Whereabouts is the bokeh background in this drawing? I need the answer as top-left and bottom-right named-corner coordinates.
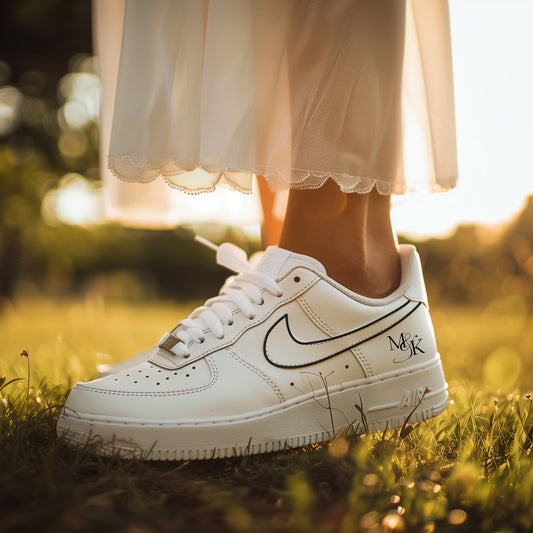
top-left (1, 0), bottom-right (533, 360)
top-left (1, 0), bottom-right (533, 302)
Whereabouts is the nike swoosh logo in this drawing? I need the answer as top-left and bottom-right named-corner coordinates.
top-left (263, 300), bottom-right (422, 368)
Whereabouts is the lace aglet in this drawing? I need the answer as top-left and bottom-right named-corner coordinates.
top-left (194, 235), bottom-right (218, 252)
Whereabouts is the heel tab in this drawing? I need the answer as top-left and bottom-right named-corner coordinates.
top-left (399, 245), bottom-right (429, 307)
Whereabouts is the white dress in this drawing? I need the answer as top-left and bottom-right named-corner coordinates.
top-left (94, 0), bottom-right (457, 226)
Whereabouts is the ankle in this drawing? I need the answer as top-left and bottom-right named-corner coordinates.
top-left (323, 248), bottom-right (401, 298)
top-left (279, 240), bottom-right (401, 298)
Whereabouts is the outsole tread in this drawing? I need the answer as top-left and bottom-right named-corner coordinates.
top-left (57, 400), bottom-right (447, 461)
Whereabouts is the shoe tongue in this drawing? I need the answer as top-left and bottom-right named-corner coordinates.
top-left (254, 246), bottom-right (327, 279)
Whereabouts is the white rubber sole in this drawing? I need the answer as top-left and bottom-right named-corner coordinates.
top-left (57, 356), bottom-right (448, 460)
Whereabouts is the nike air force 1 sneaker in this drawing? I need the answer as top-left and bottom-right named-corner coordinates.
top-left (57, 241), bottom-right (448, 460)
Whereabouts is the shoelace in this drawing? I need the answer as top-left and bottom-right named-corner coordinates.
top-left (158, 236), bottom-right (283, 358)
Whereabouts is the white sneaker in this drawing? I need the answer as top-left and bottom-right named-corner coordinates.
top-left (57, 240), bottom-right (447, 460)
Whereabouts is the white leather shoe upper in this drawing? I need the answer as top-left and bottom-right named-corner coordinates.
top-left (63, 243), bottom-right (438, 424)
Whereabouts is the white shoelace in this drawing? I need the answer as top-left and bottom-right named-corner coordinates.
top-left (158, 237), bottom-right (283, 358)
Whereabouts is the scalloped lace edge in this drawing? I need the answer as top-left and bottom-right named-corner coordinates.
top-left (108, 156), bottom-right (455, 196)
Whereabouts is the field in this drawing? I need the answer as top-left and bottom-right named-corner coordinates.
top-left (1, 295), bottom-right (533, 533)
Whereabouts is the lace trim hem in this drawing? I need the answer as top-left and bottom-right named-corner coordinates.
top-left (108, 155), bottom-right (456, 196)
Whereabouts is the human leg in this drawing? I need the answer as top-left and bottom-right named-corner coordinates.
top-left (279, 183), bottom-right (400, 298)
top-left (257, 177), bottom-right (284, 248)
top-left (271, 0), bottom-right (404, 298)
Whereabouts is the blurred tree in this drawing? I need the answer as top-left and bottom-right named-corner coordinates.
top-left (0, 0), bottom-right (92, 97)
top-left (0, 0), bottom-right (93, 297)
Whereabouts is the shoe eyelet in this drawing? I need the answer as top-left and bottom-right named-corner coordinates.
top-left (294, 276), bottom-right (300, 283)
top-left (249, 315), bottom-right (256, 320)
top-left (227, 320), bottom-right (234, 326)
top-left (199, 338), bottom-right (205, 344)
top-left (184, 354), bottom-right (190, 358)
top-left (257, 299), bottom-right (264, 306)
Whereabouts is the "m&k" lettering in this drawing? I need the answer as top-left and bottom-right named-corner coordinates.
top-left (388, 333), bottom-right (425, 363)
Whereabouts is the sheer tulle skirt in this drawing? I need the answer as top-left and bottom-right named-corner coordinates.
top-left (94, 0), bottom-right (457, 225)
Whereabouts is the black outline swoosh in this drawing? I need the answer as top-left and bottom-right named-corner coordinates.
top-left (263, 300), bottom-right (422, 368)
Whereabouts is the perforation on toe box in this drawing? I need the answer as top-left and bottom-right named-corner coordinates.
top-left (92, 359), bottom-right (213, 393)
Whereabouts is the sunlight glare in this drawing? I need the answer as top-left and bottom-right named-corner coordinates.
top-left (58, 72), bottom-right (101, 130)
top-left (393, 0), bottom-right (533, 238)
top-left (43, 173), bottom-right (105, 226)
top-left (0, 86), bottom-right (21, 135)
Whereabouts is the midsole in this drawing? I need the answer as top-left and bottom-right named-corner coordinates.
top-left (59, 355), bottom-right (447, 429)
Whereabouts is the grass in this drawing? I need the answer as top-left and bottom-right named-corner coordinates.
top-left (1, 295), bottom-right (533, 532)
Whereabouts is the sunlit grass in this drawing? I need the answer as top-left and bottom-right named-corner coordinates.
top-left (3, 294), bottom-right (532, 390)
top-left (0, 296), bottom-right (197, 387)
top-left (1, 296), bottom-right (533, 532)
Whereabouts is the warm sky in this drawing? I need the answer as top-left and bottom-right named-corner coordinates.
top-left (392, 0), bottom-right (533, 238)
